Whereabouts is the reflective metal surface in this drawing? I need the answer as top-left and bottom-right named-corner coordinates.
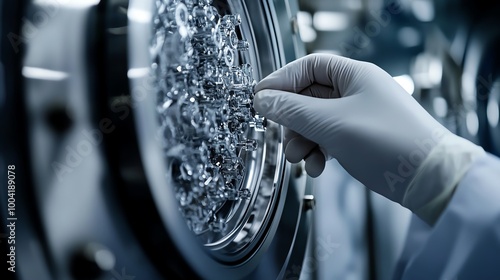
top-left (151, 0), bottom-right (272, 250)
top-left (1, 0), bottom-right (311, 279)
top-left (128, 0), bottom-right (296, 273)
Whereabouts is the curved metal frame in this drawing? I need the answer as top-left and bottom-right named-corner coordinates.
top-left (4, 0), bottom-right (311, 279)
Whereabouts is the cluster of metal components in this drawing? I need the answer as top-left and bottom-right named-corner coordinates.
top-left (151, 0), bottom-right (265, 235)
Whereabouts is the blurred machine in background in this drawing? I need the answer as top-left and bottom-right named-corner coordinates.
top-left (295, 0), bottom-right (500, 279)
top-left (296, 0), bottom-right (500, 156)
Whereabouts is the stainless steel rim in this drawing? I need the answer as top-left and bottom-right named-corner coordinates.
top-left (128, 0), bottom-right (287, 266)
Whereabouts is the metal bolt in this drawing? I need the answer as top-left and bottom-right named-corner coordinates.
top-left (303, 195), bottom-right (315, 211)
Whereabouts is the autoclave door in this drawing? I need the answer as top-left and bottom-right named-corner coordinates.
top-left (1, 0), bottom-right (312, 279)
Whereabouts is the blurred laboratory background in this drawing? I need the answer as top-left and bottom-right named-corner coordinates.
top-left (296, 0), bottom-right (500, 279)
top-left (2, 0), bottom-right (500, 279)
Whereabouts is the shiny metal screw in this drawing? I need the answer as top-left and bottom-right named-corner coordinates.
top-left (303, 195), bottom-right (315, 211)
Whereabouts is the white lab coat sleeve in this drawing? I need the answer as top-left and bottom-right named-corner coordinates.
top-left (398, 153), bottom-right (500, 279)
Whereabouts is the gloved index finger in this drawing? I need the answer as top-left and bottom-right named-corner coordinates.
top-left (254, 53), bottom-right (355, 94)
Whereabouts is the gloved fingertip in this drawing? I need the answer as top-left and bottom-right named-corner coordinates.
top-left (254, 80), bottom-right (268, 93)
top-left (285, 153), bottom-right (303, 164)
top-left (252, 89), bottom-right (271, 116)
top-left (304, 150), bottom-right (326, 178)
top-left (254, 72), bottom-right (283, 93)
top-left (285, 136), bottom-right (317, 163)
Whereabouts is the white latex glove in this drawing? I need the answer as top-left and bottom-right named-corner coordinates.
top-left (254, 54), bottom-right (485, 224)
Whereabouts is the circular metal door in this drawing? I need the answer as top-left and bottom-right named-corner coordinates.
top-left (124, 0), bottom-right (309, 278)
top-left (1, 0), bottom-right (311, 279)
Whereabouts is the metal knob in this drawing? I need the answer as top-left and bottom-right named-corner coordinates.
top-left (303, 195), bottom-right (315, 211)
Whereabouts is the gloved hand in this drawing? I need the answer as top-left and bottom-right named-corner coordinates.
top-left (253, 54), bottom-right (485, 224)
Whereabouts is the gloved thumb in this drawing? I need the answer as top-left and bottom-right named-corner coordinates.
top-left (254, 89), bottom-right (329, 136)
top-left (254, 89), bottom-right (331, 177)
